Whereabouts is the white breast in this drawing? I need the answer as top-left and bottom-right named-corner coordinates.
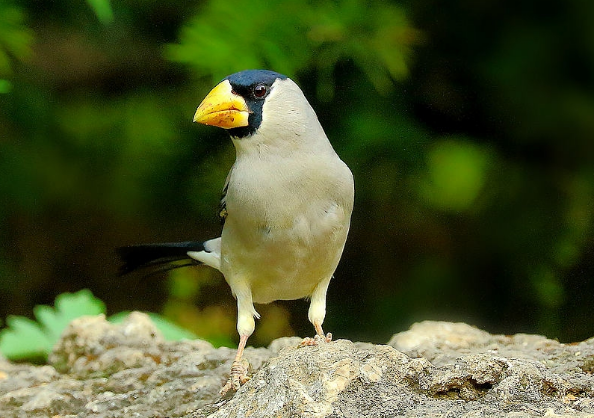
top-left (221, 157), bottom-right (352, 303)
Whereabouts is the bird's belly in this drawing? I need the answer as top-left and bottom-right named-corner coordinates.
top-left (220, 213), bottom-right (347, 304)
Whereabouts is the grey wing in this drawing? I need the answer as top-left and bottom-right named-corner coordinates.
top-left (219, 166), bottom-right (233, 225)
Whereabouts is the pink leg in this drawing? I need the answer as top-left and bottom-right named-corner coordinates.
top-left (299, 322), bottom-right (333, 347)
top-left (220, 334), bottom-right (250, 395)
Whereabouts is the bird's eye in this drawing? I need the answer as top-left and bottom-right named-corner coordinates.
top-left (254, 84), bottom-right (267, 98)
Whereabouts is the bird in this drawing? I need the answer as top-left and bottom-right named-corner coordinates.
top-left (117, 69), bottom-right (354, 394)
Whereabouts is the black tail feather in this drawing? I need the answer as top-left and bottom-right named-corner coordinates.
top-left (116, 241), bottom-right (205, 275)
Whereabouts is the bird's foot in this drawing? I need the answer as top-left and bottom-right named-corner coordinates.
top-left (299, 332), bottom-right (333, 347)
top-left (220, 359), bottom-right (250, 396)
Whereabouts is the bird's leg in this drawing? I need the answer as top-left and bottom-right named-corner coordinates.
top-left (314, 322), bottom-right (332, 343)
top-left (220, 334), bottom-right (250, 396)
top-left (299, 321), bottom-right (332, 346)
top-left (220, 288), bottom-right (258, 396)
top-left (300, 278), bottom-right (332, 347)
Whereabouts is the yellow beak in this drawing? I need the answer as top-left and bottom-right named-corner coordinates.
top-left (193, 80), bottom-right (250, 129)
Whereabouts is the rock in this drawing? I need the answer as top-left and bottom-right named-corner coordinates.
top-left (0, 315), bottom-right (592, 417)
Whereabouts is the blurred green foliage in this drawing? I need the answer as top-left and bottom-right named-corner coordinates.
top-left (167, 0), bottom-right (417, 98)
top-left (0, 1), bottom-right (33, 75)
top-left (1, 0), bottom-right (594, 347)
top-left (0, 0), bottom-right (33, 93)
top-left (419, 139), bottom-right (492, 211)
top-left (86, 0), bottom-right (113, 25)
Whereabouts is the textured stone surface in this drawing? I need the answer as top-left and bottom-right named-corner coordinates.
top-left (0, 314), bottom-right (593, 417)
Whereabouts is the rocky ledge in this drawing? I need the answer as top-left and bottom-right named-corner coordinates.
top-left (0, 313), bottom-right (593, 417)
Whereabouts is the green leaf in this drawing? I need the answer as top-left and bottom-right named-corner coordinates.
top-left (0, 289), bottom-right (197, 362)
top-left (0, 316), bottom-right (53, 362)
top-left (34, 289), bottom-right (106, 342)
top-left (0, 290), bottom-right (106, 362)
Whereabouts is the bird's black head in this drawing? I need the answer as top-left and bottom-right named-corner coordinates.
top-left (224, 70), bottom-right (288, 138)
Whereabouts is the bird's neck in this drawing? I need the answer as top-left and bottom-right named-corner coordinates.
top-left (232, 128), bottom-right (335, 161)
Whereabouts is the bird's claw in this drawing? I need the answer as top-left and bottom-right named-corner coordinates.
top-left (299, 332), bottom-right (333, 347)
top-left (220, 359), bottom-right (250, 396)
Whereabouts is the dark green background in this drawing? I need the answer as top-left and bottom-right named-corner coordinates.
top-left (2, 0), bottom-right (593, 346)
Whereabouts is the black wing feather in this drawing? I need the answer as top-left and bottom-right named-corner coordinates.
top-left (117, 241), bottom-right (205, 275)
